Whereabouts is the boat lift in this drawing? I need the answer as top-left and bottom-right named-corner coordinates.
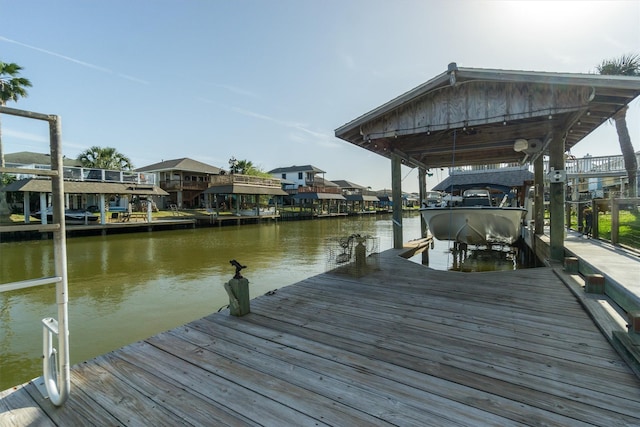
top-left (0, 106), bottom-right (70, 406)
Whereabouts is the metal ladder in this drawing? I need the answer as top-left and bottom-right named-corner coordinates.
top-left (0, 105), bottom-right (70, 406)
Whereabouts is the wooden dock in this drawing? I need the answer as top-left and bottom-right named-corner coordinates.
top-left (2, 250), bottom-right (640, 426)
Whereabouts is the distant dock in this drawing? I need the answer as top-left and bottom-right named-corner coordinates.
top-left (2, 244), bottom-right (640, 425)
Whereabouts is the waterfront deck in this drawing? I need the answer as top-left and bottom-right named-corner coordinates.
top-left (3, 249), bottom-right (640, 426)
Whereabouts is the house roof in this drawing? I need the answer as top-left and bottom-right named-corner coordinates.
top-left (5, 151), bottom-right (83, 167)
top-left (332, 180), bottom-right (367, 190)
top-left (313, 176), bottom-right (340, 188)
top-left (1, 178), bottom-right (169, 196)
top-left (335, 63), bottom-right (640, 170)
top-left (268, 165), bottom-right (326, 174)
top-left (432, 168), bottom-right (534, 193)
top-left (136, 158), bottom-right (222, 174)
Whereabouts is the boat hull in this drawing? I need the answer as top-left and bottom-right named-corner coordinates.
top-left (32, 209), bottom-right (99, 225)
top-left (420, 207), bottom-right (527, 245)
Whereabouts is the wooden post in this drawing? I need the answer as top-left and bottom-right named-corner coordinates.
top-left (225, 278), bottom-right (250, 316)
top-left (611, 199), bottom-right (619, 245)
top-left (418, 168), bottom-right (427, 236)
top-left (391, 152), bottom-right (403, 249)
top-left (418, 168), bottom-right (429, 265)
top-left (534, 154), bottom-right (544, 235)
top-left (549, 133), bottom-right (565, 261)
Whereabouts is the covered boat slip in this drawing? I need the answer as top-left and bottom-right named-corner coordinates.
top-left (3, 251), bottom-right (640, 426)
top-left (203, 174), bottom-right (288, 218)
top-left (335, 63), bottom-right (640, 255)
top-left (2, 178), bottom-right (169, 225)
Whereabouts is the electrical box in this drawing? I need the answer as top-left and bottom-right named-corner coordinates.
top-left (549, 169), bottom-right (566, 183)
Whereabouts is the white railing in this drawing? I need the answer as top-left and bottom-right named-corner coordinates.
top-left (547, 153), bottom-right (640, 177)
top-left (6, 163), bottom-right (156, 185)
top-left (448, 153), bottom-right (638, 177)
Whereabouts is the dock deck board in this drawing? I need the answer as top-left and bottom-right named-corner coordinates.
top-left (2, 250), bottom-right (640, 426)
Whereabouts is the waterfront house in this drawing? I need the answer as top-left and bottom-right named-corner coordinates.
top-left (203, 174), bottom-right (288, 217)
top-left (332, 180), bottom-right (380, 214)
top-left (269, 165), bottom-right (347, 216)
top-left (268, 164), bottom-right (325, 190)
top-left (136, 158), bottom-right (223, 209)
top-left (1, 151), bottom-right (167, 224)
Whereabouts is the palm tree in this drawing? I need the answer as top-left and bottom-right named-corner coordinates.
top-left (0, 61), bottom-right (32, 219)
top-left (235, 159), bottom-right (255, 175)
top-left (77, 146), bottom-right (134, 170)
top-left (596, 53), bottom-right (639, 197)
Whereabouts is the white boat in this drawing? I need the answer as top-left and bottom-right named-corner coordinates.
top-left (420, 189), bottom-right (526, 245)
top-left (32, 207), bottom-right (99, 225)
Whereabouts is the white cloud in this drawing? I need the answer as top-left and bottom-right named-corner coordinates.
top-left (0, 36), bottom-right (150, 84)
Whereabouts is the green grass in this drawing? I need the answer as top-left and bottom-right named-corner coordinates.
top-left (554, 208), bottom-right (639, 250)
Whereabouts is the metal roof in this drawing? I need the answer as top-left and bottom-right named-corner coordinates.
top-left (1, 179), bottom-right (169, 196)
top-left (335, 63), bottom-right (640, 170)
top-left (292, 192), bottom-right (346, 200)
top-left (344, 194), bottom-right (380, 202)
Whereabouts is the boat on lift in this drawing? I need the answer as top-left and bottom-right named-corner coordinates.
top-left (420, 188), bottom-right (526, 245)
top-left (32, 207), bottom-right (99, 225)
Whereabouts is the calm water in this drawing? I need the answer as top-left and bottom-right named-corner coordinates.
top-left (0, 213), bottom-right (520, 390)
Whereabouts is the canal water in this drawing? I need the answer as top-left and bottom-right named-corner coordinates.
top-left (0, 213), bottom-right (525, 390)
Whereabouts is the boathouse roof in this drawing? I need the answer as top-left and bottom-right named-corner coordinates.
top-left (335, 63), bottom-right (640, 170)
top-left (2, 178), bottom-right (169, 196)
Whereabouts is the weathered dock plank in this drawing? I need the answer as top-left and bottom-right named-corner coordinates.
top-left (0, 385), bottom-right (55, 427)
top-left (2, 252), bottom-right (640, 426)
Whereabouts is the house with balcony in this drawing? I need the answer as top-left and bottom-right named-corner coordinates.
top-left (2, 151), bottom-right (167, 224)
top-left (268, 165), bottom-right (346, 216)
top-left (332, 180), bottom-right (379, 214)
top-left (136, 158), bottom-right (223, 208)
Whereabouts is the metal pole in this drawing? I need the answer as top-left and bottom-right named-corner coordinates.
top-left (48, 116), bottom-right (70, 405)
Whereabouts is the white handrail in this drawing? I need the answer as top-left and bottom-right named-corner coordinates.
top-left (42, 318), bottom-right (69, 406)
top-left (0, 106), bottom-right (70, 406)
top-left (0, 276), bottom-right (62, 293)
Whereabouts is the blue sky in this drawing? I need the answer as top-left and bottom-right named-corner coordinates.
top-left (1, 0), bottom-right (639, 192)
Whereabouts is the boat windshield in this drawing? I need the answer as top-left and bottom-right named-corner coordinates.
top-left (462, 189), bottom-right (490, 198)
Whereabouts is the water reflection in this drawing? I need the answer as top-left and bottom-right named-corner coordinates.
top-left (449, 245), bottom-right (519, 272)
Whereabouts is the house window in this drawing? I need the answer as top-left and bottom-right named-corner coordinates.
top-left (298, 172), bottom-right (303, 180)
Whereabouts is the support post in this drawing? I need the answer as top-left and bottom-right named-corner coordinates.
top-left (418, 168), bottom-right (429, 265)
top-left (534, 154), bottom-right (544, 235)
top-left (549, 133), bottom-right (565, 261)
top-left (225, 278), bottom-right (250, 316)
top-left (391, 152), bottom-right (403, 249)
